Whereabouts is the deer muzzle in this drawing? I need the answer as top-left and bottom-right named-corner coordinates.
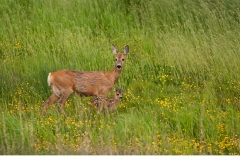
top-left (117, 65), bottom-right (122, 69)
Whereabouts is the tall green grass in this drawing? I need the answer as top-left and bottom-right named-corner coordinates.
top-left (0, 0), bottom-right (240, 155)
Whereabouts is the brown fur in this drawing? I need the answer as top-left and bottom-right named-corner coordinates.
top-left (91, 88), bottom-right (123, 112)
top-left (42, 44), bottom-right (129, 117)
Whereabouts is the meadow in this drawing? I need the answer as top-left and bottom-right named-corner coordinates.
top-left (0, 0), bottom-right (240, 155)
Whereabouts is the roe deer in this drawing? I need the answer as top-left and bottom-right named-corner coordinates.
top-left (91, 87), bottom-right (123, 112)
top-left (42, 44), bottom-right (129, 117)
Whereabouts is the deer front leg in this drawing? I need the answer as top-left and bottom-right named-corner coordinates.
top-left (42, 93), bottom-right (59, 116)
top-left (57, 90), bottom-right (73, 117)
top-left (97, 99), bottom-right (110, 114)
top-left (96, 88), bottom-right (110, 113)
top-left (90, 96), bottom-right (98, 107)
top-left (97, 97), bottom-right (103, 114)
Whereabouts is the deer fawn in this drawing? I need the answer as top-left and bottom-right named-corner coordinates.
top-left (91, 87), bottom-right (123, 112)
top-left (42, 44), bottom-right (129, 117)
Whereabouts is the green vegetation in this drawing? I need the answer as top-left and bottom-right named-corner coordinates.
top-left (0, 0), bottom-right (240, 155)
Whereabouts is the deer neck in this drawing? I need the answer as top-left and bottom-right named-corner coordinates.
top-left (105, 67), bottom-right (122, 85)
top-left (113, 98), bottom-right (120, 104)
top-left (112, 98), bottom-right (120, 109)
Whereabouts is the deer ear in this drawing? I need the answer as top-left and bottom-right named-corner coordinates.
top-left (112, 44), bottom-right (117, 54)
top-left (124, 45), bottom-right (129, 55)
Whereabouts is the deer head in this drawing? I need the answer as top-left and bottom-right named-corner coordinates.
top-left (112, 44), bottom-right (129, 70)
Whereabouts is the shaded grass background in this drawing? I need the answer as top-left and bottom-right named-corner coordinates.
top-left (0, 0), bottom-right (240, 155)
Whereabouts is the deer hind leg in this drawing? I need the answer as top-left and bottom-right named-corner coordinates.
top-left (57, 90), bottom-right (73, 117)
top-left (42, 93), bottom-right (59, 116)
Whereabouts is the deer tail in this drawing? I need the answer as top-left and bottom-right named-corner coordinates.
top-left (47, 73), bottom-right (52, 86)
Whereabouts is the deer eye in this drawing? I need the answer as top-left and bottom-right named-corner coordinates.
top-left (115, 59), bottom-right (117, 61)
top-left (117, 94), bottom-right (119, 96)
top-left (122, 58), bottom-right (125, 61)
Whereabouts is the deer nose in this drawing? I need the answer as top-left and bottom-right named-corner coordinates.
top-left (117, 65), bottom-right (122, 69)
